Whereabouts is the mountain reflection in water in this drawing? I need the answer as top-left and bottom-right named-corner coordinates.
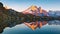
top-left (1, 20), bottom-right (60, 34)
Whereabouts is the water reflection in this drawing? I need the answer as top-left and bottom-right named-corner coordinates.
top-left (48, 20), bottom-right (60, 25)
top-left (24, 21), bottom-right (47, 30)
top-left (1, 20), bottom-right (60, 34)
top-left (24, 20), bottom-right (60, 30)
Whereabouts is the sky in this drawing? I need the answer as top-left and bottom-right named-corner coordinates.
top-left (0, 0), bottom-right (60, 12)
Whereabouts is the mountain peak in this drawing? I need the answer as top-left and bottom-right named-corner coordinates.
top-left (30, 5), bottom-right (38, 11)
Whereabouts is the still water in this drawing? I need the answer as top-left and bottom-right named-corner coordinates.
top-left (2, 20), bottom-right (60, 34)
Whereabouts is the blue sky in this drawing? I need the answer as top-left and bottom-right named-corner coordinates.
top-left (0, 0), bottom-right (60, 12)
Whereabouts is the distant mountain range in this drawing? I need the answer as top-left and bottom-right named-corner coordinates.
top-left (22, 5), bottom-right (60, 17)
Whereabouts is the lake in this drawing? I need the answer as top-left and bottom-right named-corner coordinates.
top-left (1, 20), bottom-right (60, 34)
